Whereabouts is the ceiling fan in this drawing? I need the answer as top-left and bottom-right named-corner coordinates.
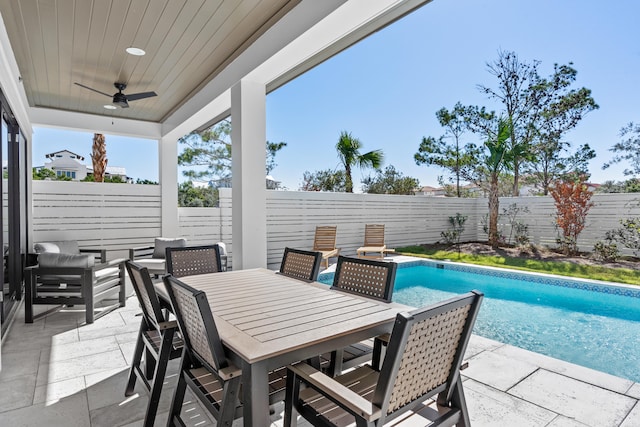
top-left (74, 82), bottom-right (157, 108)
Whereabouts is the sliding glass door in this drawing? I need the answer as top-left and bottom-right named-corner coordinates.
top-left (0, 90), bottom-right (28, 333)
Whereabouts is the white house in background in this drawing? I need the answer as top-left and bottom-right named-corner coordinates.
top-left (415, 185), bottom-right (447, 197)
top-left (41, 150), bottom-right (128, 181)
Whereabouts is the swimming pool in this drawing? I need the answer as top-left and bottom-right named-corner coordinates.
top-left (318, 260), bottom-right (640, 382)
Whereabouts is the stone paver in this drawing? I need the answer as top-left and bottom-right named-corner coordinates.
top-left (0, 295), bottom-right (638, 426)
top-left (509, 369), bottom-right (637, 427)
top-left (463, 349), bottom-right (538, 391)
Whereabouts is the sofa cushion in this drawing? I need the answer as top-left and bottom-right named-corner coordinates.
top-left (34, 242), bottom-right (61, 254)
top-left (135, 258), bottom-right (166, 275)
top-left (153, 237), bottom-right (187, 259)
top-left (34, 241), bottom-right (81, 255)
top-left (38, 252), bottom-right (95, 268)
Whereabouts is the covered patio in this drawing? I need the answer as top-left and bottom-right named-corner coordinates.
top-left (1, 1), bottom-right (639, 426)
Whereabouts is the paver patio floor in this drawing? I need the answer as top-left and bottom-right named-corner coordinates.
top-left (1, 293), bottom-right (637, 426)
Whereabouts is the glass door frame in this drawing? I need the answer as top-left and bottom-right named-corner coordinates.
top-left (0, 89), bottom-right (27, 334)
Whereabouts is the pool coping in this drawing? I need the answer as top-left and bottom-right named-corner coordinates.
top-left (318, 255), bottom-right (640, 298)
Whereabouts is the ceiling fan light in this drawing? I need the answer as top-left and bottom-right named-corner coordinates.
top-left (126, 47), bottom-right (146, 56)
top-left (103, 104), bottom-right (117, 110)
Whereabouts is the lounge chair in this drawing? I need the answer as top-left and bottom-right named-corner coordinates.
top-left (25, 241), bottom-right (126, 324)
top-left (129, 237), bottom-right (187, 277)
top-left (312, 226), bottom-right (340, 268)
top-left (284, 291), bottom-right (484, 427)
top-left (356, 224), bottom-right (392, 259)
top-left (278, 247), bottom-right (323, 282)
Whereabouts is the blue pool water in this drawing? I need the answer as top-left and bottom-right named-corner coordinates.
top-left (319, 261), bottom-right (640, 382)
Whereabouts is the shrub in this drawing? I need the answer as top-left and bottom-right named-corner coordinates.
top-left (609, 217), bottom-right (640, 256)
top-left (593, 231), bottom-right (620, 262)
top-left (441, 213), bottom-right (467, 246)
top-left (549, 177), bottom-right (594, 255)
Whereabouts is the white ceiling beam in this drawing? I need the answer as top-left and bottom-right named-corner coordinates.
top-left (30, 107), bottom-right (162, 140)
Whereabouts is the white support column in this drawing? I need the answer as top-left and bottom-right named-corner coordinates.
top-left (159, 135), bottom-right (179, 237)
top-left (231, 80), bottom-right (267, 269)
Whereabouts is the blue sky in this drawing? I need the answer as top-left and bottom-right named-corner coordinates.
top-left (33, 0), bottom-right (639, 188)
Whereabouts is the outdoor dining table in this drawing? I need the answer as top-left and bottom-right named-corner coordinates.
top-left (171, 267), bottom-right (407, 427)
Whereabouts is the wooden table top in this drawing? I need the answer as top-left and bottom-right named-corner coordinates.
top-left (178, 268), bottom-right (406, 364)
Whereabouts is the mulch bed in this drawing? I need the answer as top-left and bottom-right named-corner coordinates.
top-left (419, 241), bottom-right (640, 270)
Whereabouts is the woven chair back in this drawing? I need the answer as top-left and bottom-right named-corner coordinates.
top-left (166, 244), bottom-right (222, 278)
top-left (375, 291), bottom-right (483, 415)
top-left (126, 260), bottom-right (165, 330)
top-left (279, 248), bottom-right (322, 282)
top-left (331, 256), bottom-right (397, 302)
top-left (363, 224), bottom-right (385, 247)
top-left (162, 275), bottom-right (229, 371)
top-left (313, 226), bottom-right (338, 251)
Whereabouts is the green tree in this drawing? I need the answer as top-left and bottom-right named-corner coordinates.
top-left (414, 103), bottom-right (481, 197)
top-left (300, 169), bottom-right (346, 192)
top-left (527, 63), bottom-right (598, 194)
top-left (477, 51), bottom-right (539, 196)
top-left (460, 117), bottom-right (513, 248)
top-left (476, 51), bottom-right (597, 196)
top-left (178, 118), bottom-right (286, 181)
top-left (335, 131), bottom-right (383, 193)
top-left (596, 178), bottom-right (640, 193)
top-left (177, 181), bottom-right (219, 207)
top-left (362, 165), bottom-right (419, 194)
top-left (32, 167), bottom-right (57, 180)
top-left (525, 143), bottom-right (595, 195)
top-left (603, 122), bottom-right (640, 177)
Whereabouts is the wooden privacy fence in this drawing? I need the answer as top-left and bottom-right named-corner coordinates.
top-left (31, 183), bottom-right (640, 268)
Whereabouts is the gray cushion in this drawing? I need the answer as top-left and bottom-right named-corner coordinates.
top-left (153, 237), bottom-right (187, 259)
top-left (38, 252), bottom-right (95, 268)
top-left (34, 242), bottom-right (61, 254)
top-left (34, 241), bottom-right (80, 255)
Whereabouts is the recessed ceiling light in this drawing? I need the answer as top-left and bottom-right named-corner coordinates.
top-left (103, 104), bottom-right (117, 110)
top-left (126, 47), bottom-right (146, 56)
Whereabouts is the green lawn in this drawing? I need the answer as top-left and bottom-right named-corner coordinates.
top-left (396, 245), bottom-right (640, 286)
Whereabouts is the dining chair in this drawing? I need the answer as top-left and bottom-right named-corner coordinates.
top-left (124, 261), bottom-right (183, 427)
top-left (284, 291), bottom-right (484, 427)
top-left (165, 244), bottom-right (223, 278)
top-left (162, 275), bottom-right (288, 426)
top-left (278, 247), bottom-right (323, 282)
top-left (322, 255), bottom-right (397, 376)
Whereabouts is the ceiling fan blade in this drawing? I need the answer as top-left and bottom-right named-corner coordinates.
top-left (126, 91), bottom-right (157, 101)
top-left (74, 82), bottom-right (112, 98)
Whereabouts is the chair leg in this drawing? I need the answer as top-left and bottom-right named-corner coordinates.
top-left (167, 365), bottom-right (188, 427)
top-left (118, 262), bottom-right (126, 307)
top-left (451, 377), bottom-right (471, 427)
top-left (125, 323), bottom-right (146, 396)
top-left (218, 376), bottom-right (241, 426)
top-left (328, 349), bottom-right (344, 377)
top-left (83, 271), bottom-right (95, 324)
top-left (284, 369), bottom-right (299, 427)
top-left (144, 348), bottom-right (156, 380)
top-left (144, 328), bottom-right (175, 427)
top-left (25, 269), bottom-right (35, 323)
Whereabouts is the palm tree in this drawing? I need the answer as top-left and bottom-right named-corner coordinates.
top-left (335, 131), bottom-right (383, 193)
top-left (91, 133), bottom-right (107, 182)
top-left (484, 117), bottom-right (513, 248)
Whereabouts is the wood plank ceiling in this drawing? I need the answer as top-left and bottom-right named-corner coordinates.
top-left (0, 0), bottom-right (299, 122)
